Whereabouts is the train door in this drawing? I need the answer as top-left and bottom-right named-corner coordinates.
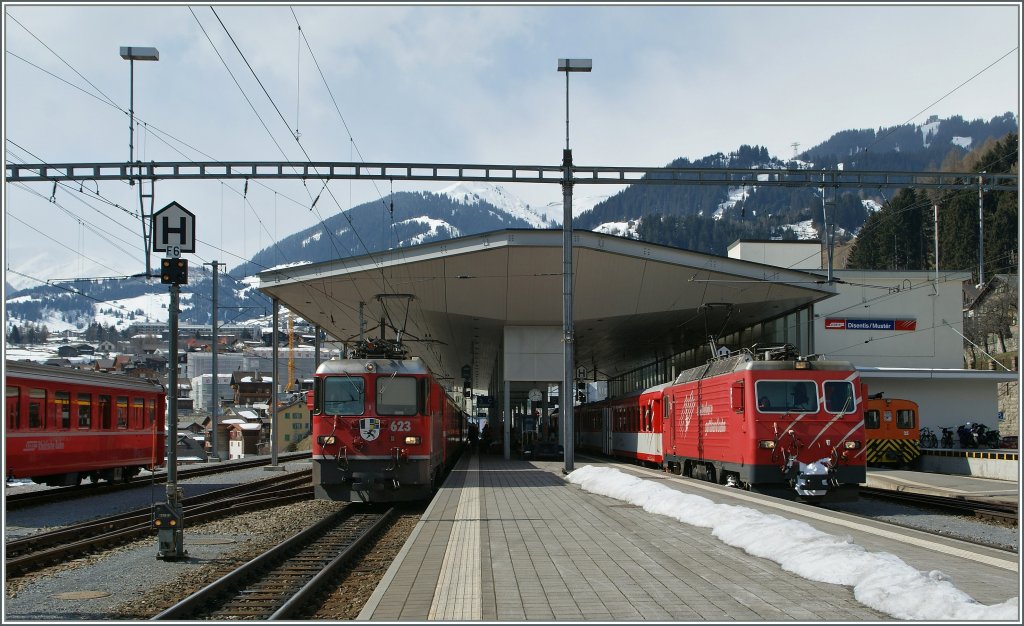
top-left (7, 386), bottom-right (20, 430)
top-left (99, 395), bottom-right (112, 430)
top-left (602, 406), bottom-right (612, 455)
top-left (649, 396), bottom-right (663, 457)
top-left (664, 394), bottom-right (675, 454)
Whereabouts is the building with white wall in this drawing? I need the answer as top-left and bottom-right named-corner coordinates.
top-left (729, 240), bottom-right (1018, 433)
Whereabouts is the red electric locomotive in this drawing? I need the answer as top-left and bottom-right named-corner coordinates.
top-left (5, 360), bottom-right (166, 486)
top-left (308, 339), bottom-right (467, 502)
top-left (577, 344), bottom-right (866, 501)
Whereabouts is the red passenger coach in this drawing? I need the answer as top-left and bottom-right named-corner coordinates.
top-left (577, 344), bottom-right (867, 501)
top-left (309, 340), bottom-right (466, 503)
top-left (5, 360), bottom-right (166, 486)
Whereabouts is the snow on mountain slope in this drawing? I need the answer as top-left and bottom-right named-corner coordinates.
top-left (439, 182), bottom-right (553, 229)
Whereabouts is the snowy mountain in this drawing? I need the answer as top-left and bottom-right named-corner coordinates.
top-left (440, 182), bottom-right (555, 229)
top-left (5, 113), bottom-right (1016, 333)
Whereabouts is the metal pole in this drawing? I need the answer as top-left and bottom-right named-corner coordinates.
top-left (167, 285), bottom-right (179, 483)
top-left (933, 205), bottom-right (939, 283)
top-left (562, 147), bottom-right (575, 474)
top-left (128, 58), bottom-right (135, 170)
top-left (503, 380), bottom-right (511, 460)
top-left (565, 70), bottom-right (570, 151)
top-left (314, 324), bottom-right (321, 369)
top-left (978, 173), bottom-right (985, 286)
top-left (271, 298), bottom-right (280, 467)
top-left (205, 260), bottom-right (224, 461)
top-left (157, 281), bottom-right (185, 559)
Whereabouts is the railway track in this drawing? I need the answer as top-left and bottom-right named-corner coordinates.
top-left (152, 506), bottom-right (395, 620)
top-left (5, 470), bottom-right (313, 577)
top-left (857, 486), bottom-right (1018, 525)
top-left (4, 452), bottom-right (312, 510)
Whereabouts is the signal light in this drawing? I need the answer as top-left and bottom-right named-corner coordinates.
top-left (404, 436), bottom-right (421, 445)
top-left (317, 435), bottom-right (336, 446)
top-left (843, 441), bottom-right (861, 449)
top-left (160, 258), bottom-right (188, 284)
top-left (758, 440), bottom-right (776, 449)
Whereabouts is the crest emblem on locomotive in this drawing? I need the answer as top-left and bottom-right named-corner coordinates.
top-left (359, 417), bottom-right (381, 441)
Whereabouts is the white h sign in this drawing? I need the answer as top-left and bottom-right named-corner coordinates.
top-left (152, 201), bottom-right (196, 255)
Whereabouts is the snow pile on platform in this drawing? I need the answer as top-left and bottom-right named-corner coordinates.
top-left (566, 465), bottom-right (1018, 621)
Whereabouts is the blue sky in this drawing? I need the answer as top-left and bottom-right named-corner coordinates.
top-left (3, 3), bottom-right (1020, 289)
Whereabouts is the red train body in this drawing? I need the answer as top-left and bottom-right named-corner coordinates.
top-left (309, 353), bottom-right (466, 502)
top-left (577, 345), bottom-right (867, 501)
top-left (5, 360), bottom-right (167, 486)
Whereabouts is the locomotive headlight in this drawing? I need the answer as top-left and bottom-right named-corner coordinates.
top-left (757, 440), bottom-right (776, 449)
top-left (365, 362), bottom-right (376, 373)
top-left (794, 361), bottom-right (810, 369)
top-left (404, 436), bottom-right (421, 445)
top-left (843, 440), bottom-right (861, 449)
top-left (317, 435), bottom-right (336, 446)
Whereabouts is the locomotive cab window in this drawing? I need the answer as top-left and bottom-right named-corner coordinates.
top-left (824, 381), bottom-right (855, 413)
top-left (324, 376), bottom-right (365, 415)
top-left (864, 409), bottom-right (881, 429)
top-left (377, 376), bottom-right (418, 415)
top-left (896, 409), bottom-right (915, 429)
top-left (754, 381), bottom-right (818, 413)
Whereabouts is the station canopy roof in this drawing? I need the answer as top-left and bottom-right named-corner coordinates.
top-left (257, 229), bottom-right (836, 393)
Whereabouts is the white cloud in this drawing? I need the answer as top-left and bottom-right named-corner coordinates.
top-left (3, 4), bottom-right (1018, 285)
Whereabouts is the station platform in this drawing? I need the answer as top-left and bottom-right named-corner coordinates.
top-left (865, 467), bottom-right (1019, 506)
top-left (359, 452), bottom-right (1019, 621)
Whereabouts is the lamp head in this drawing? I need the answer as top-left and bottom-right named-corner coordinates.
top-left (120, 46), bottom-right (159, 61)
top-left (557, 58), bottom-right (592, 73)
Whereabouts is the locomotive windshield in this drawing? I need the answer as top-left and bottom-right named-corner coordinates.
top-left (824, 381), bottom-right (855, 413)
top-left (323, 376), bottom-right (365, 415)
top-left (376, 376), bottom-right (418, 415)
top-left (755, 380), bottom-right (818, 413)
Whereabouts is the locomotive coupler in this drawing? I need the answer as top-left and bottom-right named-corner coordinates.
top-left (793, 459), bottom-right (831, 497)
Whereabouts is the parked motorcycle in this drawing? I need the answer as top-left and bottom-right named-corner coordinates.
top-left (971, 422), bottom-right (1001, 449)
top-left (957, 422), bottom-right (1001, 449)
top-left (957, 423), bottom-right (977, 448)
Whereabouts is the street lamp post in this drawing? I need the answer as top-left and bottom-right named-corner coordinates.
top-left (120, 46), bottom-right (159, 277)
top-left (557, 58), bottom-right (591, 475)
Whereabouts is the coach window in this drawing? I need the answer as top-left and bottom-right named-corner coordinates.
top-left (896, 408), bottom-right (915, 429)
top-left (55, 391), bottom-right (71, 429)
top-left (324, 376), bottom-right (365, 415)
top-left (864, 409), bottom-right (881, 429)
top-left (116, 396), bottom-right (129, 428)
top-left (78, 393), bottom-right (92, 428)
top-left (824, 381), bottom-right (855, 413)
top-left (377, 376), bottom-right (418, 415)
top-left (146, 399), bottom-right (156, 428)
top-left (28, 389), bottom-right (46, 429)
top-left (7, 386), bottom-right (20, 429)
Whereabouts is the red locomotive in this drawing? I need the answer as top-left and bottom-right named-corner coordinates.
top-left (5, 360), bottom-right (167, 486)
top-left (577, 344), bottom-right (866, 501)
top-left (308, 339), bottom-right (467, 502)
